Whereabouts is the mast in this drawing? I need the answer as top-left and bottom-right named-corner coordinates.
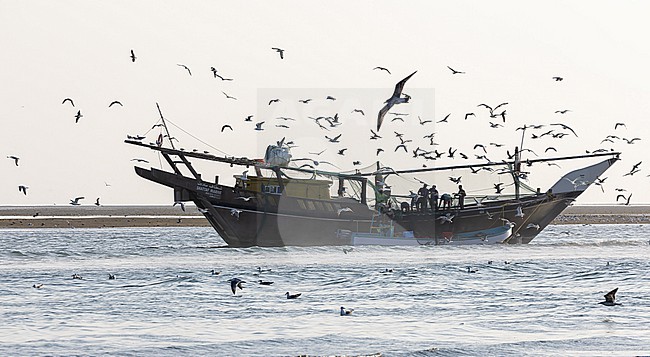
top-left (156, 102), bottom-right (176, 150)
top-left (513, 146), bottom-right (520, 199)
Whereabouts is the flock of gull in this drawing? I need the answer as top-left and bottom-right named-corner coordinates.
top-left (5, 45), bottom-right (644, 208)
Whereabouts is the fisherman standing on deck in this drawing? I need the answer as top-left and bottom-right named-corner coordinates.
top-left (428, 184), bottom-right (439, 212)
top-left (455, 185), bottom-right (467, 209)
top-left (417, 183), bottom-right (429, 211)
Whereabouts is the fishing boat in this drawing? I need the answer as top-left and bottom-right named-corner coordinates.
top-left (125, 133), bottom-right (619, 247)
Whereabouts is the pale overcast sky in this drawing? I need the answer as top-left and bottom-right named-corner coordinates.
top-left (1, 1), bottom-right (649, 205)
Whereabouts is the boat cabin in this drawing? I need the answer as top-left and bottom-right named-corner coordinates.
top-left (235, 175), bottom-right (332, 199)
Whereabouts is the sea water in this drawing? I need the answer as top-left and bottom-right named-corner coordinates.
top-left (1, 225), bottom-right (649, 356)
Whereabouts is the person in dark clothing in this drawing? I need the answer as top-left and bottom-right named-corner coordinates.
top-left (456, 185), bottom-right (467, 209)
top-left (440, 193), bottom-right (452, 211)
top-left (428, 184), bottom-right (439, 211)
top-left (417, 183), bottom-right (429, 211)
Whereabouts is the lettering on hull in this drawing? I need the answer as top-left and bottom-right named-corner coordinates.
top-left (197, 182), bottom-right (222, 199)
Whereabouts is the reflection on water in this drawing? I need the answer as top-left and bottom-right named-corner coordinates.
top-left (1, 225), bottom-right (649, 356)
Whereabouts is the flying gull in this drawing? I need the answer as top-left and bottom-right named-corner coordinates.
top-left (222, 91), bottom-right (237, 100)
top-left (130, 49), bottom-right (136, 62)
top-left (75, 110), bottom-right (83, 123)
top-left (69, 197), bottom-right (84, 205)
top-left (376, 71), bottom-right (417, 131)
top-left (447, 66), bottom-right (465, 74)
top-left (599, 288), bottom-right (621, 306)
top-left (177, 64), bottom-right (192, 76)
top-left (337, 207), bottom-right (353, 216)
top-left (173, 201), bottom-right (185, 211)
top-left (7, 155), bottom-right (19, 166)
top-left (109, 101), bottom-right (123, 107)
top-left (62, 98), bottom-right (75, 107)
top-left (229, 278), bottom-right (245, 295)
top-left (230, 208), bottom-right (242, 219)
top-left (373, 66), bottom-right (391, 74)
top-left (271, 47), bottom-right (285, 59)
top-left (437, 113), bottom-right (451, 123)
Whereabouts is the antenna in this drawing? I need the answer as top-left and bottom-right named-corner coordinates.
top-left (156, 102), bottom-right (176, 150)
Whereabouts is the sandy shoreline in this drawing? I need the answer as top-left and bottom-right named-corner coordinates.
top-left (1, 205), bottom-right (649, 229)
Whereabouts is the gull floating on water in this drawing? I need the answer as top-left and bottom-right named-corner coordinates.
top-left (285, 292), bottom-right (301, 299)
top-left (340, 306), bottom-right (354, 316)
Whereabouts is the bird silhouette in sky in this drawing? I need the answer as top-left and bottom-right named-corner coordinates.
top-left (62, 98), bottom-right (74, 107)
top-left (616, 193), bottom-right (632, 205)
top-left (109, 101), bottom-right (123, 107)
top-left (377, 71), bottom-right (417, 131)
top-left (130, 49), bottom-right (136, 62)
top-left (222, 91), bottom-right (237, 100)
top-left (177, 64), bottom-right (192, 76)
top-left (373, 66), bottom-right (391, 74)
top-left (74, 110), bottom-right (83, 123)
top-left (215, 73), bottom-right (233, 81)
top-left (272, 47), bottom-right (285, 59)
top-left (7, 155), bottom-right (19, 166)
top-left (447, 66), bottom-right (465, 74)
top-left (18, 185), bottom-right (28, 195)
